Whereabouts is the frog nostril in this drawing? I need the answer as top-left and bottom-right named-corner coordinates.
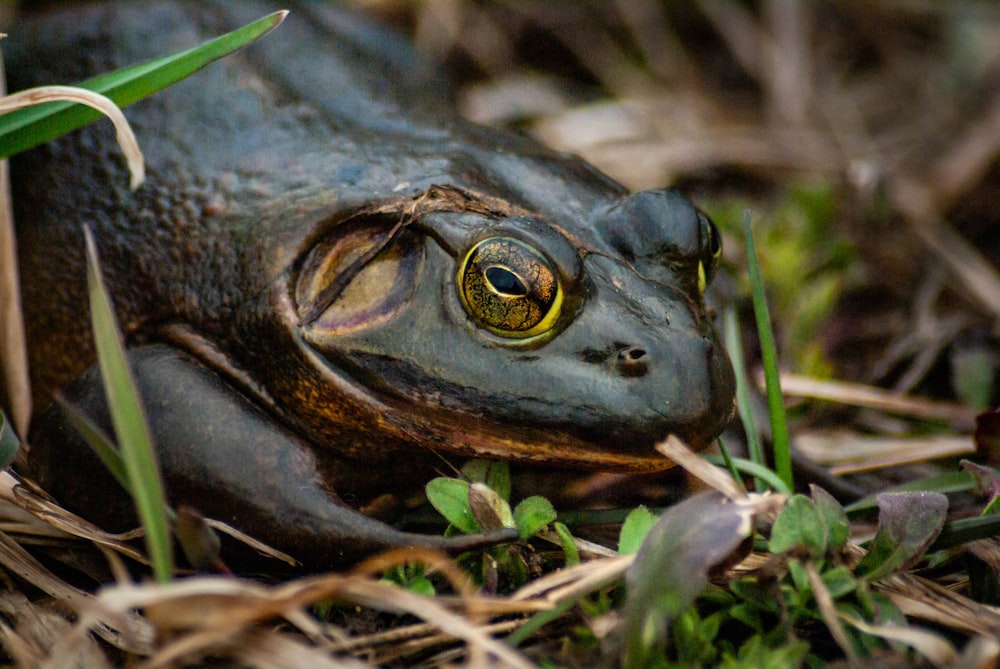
top-left (616, 347), bottom-right (649, 377)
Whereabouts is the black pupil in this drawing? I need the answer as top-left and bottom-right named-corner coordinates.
top-left (485, 266), bottom-right (527, 296)
top-left (703, 216), bottom-right (721, 257)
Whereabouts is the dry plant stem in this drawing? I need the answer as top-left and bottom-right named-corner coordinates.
top-left (655, 434), bottom-right (746, 500)
top-left (804, 560), bottom-right (857, 664)
top-left (0, 86), bottom-right (145, 188)
top-left (841, 612), bottom-right (957, 668)
top-left (877, 571), bottom-right (1000, 637)
top-left (0, 85), bottom-right (146, 441)
top-left (0, 54), bottom-right (28, 442)
top-left (0, 158), bottom-right (28, 439)
top-left (92, 576), bottom-right (535, 669)
top-left (776, 373), bottom-right (978, 427)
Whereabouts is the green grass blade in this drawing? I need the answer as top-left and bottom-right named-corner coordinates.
top-left (743, 210), bottom-right (793, 490)
top-left (56, 398), bottom-right (130, 493)
top-left (845, 471), bottom-right (975, 518)
top-left (0, 10), bottom-right (287, 158)
top-left (715, 436), bottom-right (747, 494)
top-left (929, 514), bottom-right (1000, 551)
top-left (702, 454), bottom-right (792, 495)
top-left (723, 305), bottom-right (766, 490)
top-left (84, 227), bottom-right (173, 582)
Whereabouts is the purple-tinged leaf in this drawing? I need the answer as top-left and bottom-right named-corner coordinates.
top-left (616, 492), bottom-right (759, 668)
top-left (855, 492), bottom-right (948, 580)
top-left (960, 460), bottom-right (1000, 509)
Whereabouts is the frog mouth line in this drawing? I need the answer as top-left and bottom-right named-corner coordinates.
top-left (160, 322), bottom-right (678, 472)
top-left (298, 341), bottom-right (690, 473)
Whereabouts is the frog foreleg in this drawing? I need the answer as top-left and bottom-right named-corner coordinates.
top-left (28, 344), bottom-right (515, 570)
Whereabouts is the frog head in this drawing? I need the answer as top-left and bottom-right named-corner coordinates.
top-left (269, 180), bottom-right (736, 473)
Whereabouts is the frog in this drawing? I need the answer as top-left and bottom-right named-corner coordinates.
top-left (4, 1), bottom-right (736, 570)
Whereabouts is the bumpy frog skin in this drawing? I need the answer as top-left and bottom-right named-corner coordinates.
top-left (5, 1), bottom-right (735, 569)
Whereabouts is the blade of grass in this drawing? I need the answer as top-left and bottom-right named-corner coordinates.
top-left (743, 210), bottom-right (793, 490)
top-left (0, 10), bottom-right (287, 159)
top-left (702, 453), bottom-right (792, 495)
top-left (929, 514), bottom-right (1000, 551)
top-left (85, 227), bottom-right (173, 582)
top-left (715, 436), bottom-right (748, 494)
top-left (723, 305), bottom-right (766, 490)
top-left (56, 398), bottom-right (130, 494)
top-left (845, 471), bottom-right (975, 518)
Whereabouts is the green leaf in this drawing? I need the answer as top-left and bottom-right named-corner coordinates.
top-left (85, 227), bottom-right (173, 582)
top-left (0, 409), bottom-right (20, 469)
top-left (618, 506), bottom-right (659, 555)
top-left (951, 345), bottom-right (995, 409)
top-left (0, 11), bottom-right (287, 158)
top-left (460, 459), bottom-right (511, 501)
top-left (769, 494), bottom-right (826, 556)
top-left (513, 496), bottom-right (556, 540)
top-left (821, 565), bottom-right (858, 599)
top-left (811, 485), bottom-right (850, 551)
top-left (425, 477), bottom-right (479, 534)
top-left (855, 492), bottom-right (948, 580)
top-left (723, 306), bottom-right (766, 490)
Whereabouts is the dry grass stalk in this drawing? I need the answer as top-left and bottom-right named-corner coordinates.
top-left (794, 431), bottom-right (975, 475)
top-left (777, 373), bottom-right (979, 428)
top-left (0, 84), bottom-right (146, 440)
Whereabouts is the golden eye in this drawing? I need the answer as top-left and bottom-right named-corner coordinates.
top-left (458, 237), bottom-right (563, 339)
top-left (697, 212), bottom-right (722, 293)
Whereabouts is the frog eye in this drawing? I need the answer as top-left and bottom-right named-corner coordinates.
top-left (697, 213), bottom-right (722, 293)
top-left (458, 237), bottom-right (563, 339)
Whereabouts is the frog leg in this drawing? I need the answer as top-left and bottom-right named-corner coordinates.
top-left (28, 344), bottom-right (514, 570)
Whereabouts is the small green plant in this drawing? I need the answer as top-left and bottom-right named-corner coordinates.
top-left (382, 563), bottom-right (437, 597)
top-left (426, 459), bottom-right (558, 591)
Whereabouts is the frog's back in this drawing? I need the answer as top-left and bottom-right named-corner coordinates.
top-left (6, 1), bottom-right (475, 410)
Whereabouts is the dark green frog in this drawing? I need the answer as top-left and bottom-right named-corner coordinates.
top-left (5, 1), bottom-right (735, 569)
